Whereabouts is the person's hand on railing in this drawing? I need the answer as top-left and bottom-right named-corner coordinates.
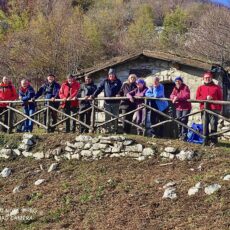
top-left (19, 96), bottom-right (22, 101)
top-left (50, 97), bottom-right (55, 102)
top-left (172, 96), bottom-right (178, 103)
top-left (84, 96), bottom-right (89, 100)
top-left (207, 95), bottom-right (213, 100)
top-left (129, 96), bottom-right (135, 103)
top-left (89, 95), bottom-right (94, 100)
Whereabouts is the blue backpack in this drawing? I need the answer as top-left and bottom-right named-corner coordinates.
top-left (187, 123), bottom-right (204, 144)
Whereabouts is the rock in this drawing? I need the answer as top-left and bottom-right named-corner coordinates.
top-left (111, 146), bottom-right (121, 153)
top-left (48, 163), bottom-right (59, 172)
top-left (13, 185), bottom-right (25, 193)
top-left (23, 133), bottom-right (35, 140)
top-left (10, 208), bottom-right (19, 216)
top-left (83, 143), bottom-right (92, 150)
top-left (136, 156), bottom-right (146, 161)
top-left (22, 139), bottom-right (34, 146)
top-left (80, 150), bottom-right (92, 157)
top-left (123, 140), bottom-right (134, 146)
top-left (100, 139), bottom-right (113, 144)
top-left (204, 184), bottom-right (221, 195)
top-left (74, 142), bottom-right (85, 149)
top-left (126, 152), bottom-right (141, 158)
top-left (223, 174), bottom-right (230, 181)
top-left (75, 135), bottom-right (92, 142)
top-left (65, 146), bottom-right (74, 152)
top-left (125, 144), bottom-right (143, 153)
top-left (63, 153), bottom-right (71, 160)
top-left (110, 153), bottom-right (120, 158)
top-left (195, 182), bottom-right (202, 189)
top-left (163, 181), bottom-right (176, 189)
top-left (12, 149), bottom-right (21, 156)
top-left (110, 136), bottom-right (126, 142)
top-left (52, 147), bottom-right (62, 156)
top-left (162, 187), bottom-right (177, 199)
top-left (188, 187), bottom-right (199, 196)
top-left (1, 167), bottom-right (11, 177)
top-left (34, 179), bottom-right (45, 186)
top-left (33, 152), bottom-right (44, 160)
top-left (160, 152), bottom-right (175, 159)
top-left (18, 143), bottom-right (30, 151)
top-left (104, 147), bottom-right (112, 153)
top-left (92, 150), bottom-right (103, 158)
top-left (92, 138), bottom-right (100, 143)
top-left (65, 141), bottom-right (76, 149)
top-left (54, 156), bottom-right (61, 162)
top-left (164, 147), bottom-right (176, 153)
top-left (71, 153), bottom-right (80, 160)
top-left (142, 148), bottom-right (155, 156)
top-left (22, 151), bottom-right (33, 157)
top-left (0, 148), bottom-right (13, 159)
top-left (176, 150), bottom-right (195, 161)
top-left (91, 143), bottom-right (108, 150)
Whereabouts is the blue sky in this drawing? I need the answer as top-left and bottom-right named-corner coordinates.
top-left (211, 0), bottom-right (230, 6)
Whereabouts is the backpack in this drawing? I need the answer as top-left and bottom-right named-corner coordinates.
top-left (187, 123), bottom-right (204, 144)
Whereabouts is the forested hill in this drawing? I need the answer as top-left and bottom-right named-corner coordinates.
top-left (0, 0), bottom-right (230, 79)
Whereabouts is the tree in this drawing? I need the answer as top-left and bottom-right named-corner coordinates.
top-left (160, 7), bottom-right (188, 49)
top-left (125, 4), bottom-right (155, 52)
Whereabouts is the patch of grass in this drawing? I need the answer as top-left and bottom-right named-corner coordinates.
top-left (79, 193), bottom-right (93, 203)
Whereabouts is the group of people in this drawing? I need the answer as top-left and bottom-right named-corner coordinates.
top-left (0, 68), bottom-right (223, 145)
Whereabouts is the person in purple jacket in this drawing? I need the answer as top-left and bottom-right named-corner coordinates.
top-left (170, 76), bottom-right (192, 140)
top-left (127, 78), bottom-right (147, 135)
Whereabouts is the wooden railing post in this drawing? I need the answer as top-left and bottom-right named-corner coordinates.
top-left (91, 99), bottom-right (96, 133)
top-left (46, 101), bottom-right (50, 133)
top-left (7, 103), bottom-right (12, 134)
top-left (143, 98), bottom-right (148, 136)
top-left (203, 102), bottom-right (208, 145)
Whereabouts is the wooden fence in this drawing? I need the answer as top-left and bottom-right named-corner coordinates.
top-left (0, 97), bottom-right (229, 145)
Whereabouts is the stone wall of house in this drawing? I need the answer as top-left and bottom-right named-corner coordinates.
top-left (92, 58), bottom-right (214, 123)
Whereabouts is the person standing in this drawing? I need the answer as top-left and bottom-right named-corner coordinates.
top-left (91, 68), bottom-right (122, 133)
top-left (196, 71), bottom-right (222, 145)
top-left (117, 74), bottom-right (137, 134)
top-left (170, 76), bottom-right (192, 140)
top-left (127, 78), bottom-right (147, 135)
top-left (145, 77), bottom-right (168, 137)
top-left (35, 74), bottom-right (60, 132)
top-left (0, 76), bottom-right (18, 132)
top-left (77, 75), bottom-right (97, 133)
top-left (59, 74), bottom-right (80, 133)
top-left (19, 79), bottom-right (36, 132)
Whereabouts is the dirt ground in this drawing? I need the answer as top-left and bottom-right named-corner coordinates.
top-left (0, 134), bottom-right (229, 230)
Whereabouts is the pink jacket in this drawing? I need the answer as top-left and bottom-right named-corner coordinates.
top-left (170, 84), bottom-right (192, 111)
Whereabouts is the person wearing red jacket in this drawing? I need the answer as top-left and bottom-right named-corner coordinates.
top-left (0, 76), bottom-right (18, 132)
top-left (170, 76), bottom-right (192, 140)
top-left (196, 71), bottom-right (223, 145)
top-left (59, 74), bottom-right (80, 132)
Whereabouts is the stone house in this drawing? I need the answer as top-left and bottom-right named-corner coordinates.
top-left (76, 50), bottom-right (230, 136)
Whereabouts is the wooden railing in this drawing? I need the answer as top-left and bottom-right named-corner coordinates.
top-left (0, 97), bottom-right (229, 145)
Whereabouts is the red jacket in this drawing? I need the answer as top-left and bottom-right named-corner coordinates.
top-left (0, 82), bottom-right (18, 107)
top-left (170, 84), bottom-right (192, 111)
top-left (196, 82), bottom-right (222, 111)
top-left (59, 80), bottom-right (80, 108)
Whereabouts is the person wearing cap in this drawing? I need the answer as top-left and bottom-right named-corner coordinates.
top-left (0, 76), bottom-right (18, 132)
top-left (145, 77), bottom-right (168, 137)
top-left (34, 74), bottom-right (60, 132)
top-left (127, 78), bottom-right (147, 135)
top-left (77, 75), bottom-right (97, 133)
top-left (19, 79), bottom-right (36, 132)
top-left (170, 76), bottom-right (191, 140)
top-left (90, 68), bottom-right (122, 133)
top-left (196, 71), bottom-right (222, 145)
top-left (59, 74), bottom-right (80, 133)
top-left (117, 74), bottom-right (137, 134)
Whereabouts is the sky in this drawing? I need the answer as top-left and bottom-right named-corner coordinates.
top-left (211, 0), bottom-right (230, 6)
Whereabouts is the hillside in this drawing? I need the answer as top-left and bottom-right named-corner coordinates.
top-left (0, 133), bottom-right (229, 229)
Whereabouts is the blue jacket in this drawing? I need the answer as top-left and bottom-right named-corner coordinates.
top-left (93, 78), bottom-right (122, 104)
top-left (145, 84), bottom-right (168, 111)
top-left (35, 81), bottom-right (60, 107)
top-left (19, 85), bottom-right (36, 110)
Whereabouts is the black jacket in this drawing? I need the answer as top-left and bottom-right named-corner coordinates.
top-left (78, 82), bottom-right (97, 109)
top-left (117, 82), bottom-right (137, 109)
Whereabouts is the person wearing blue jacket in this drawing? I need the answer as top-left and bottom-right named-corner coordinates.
top-left (91, 68), bottom-right (122, 133)
top-left (19, 79), bottom-right (36, 132)
top-left (35, 74), bottom-right (60, 132)
top-left (145, 76), bottom-right (168, 137)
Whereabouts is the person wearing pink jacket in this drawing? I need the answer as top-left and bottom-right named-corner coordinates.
top-left (170, 76), bottom-right (192, 140)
